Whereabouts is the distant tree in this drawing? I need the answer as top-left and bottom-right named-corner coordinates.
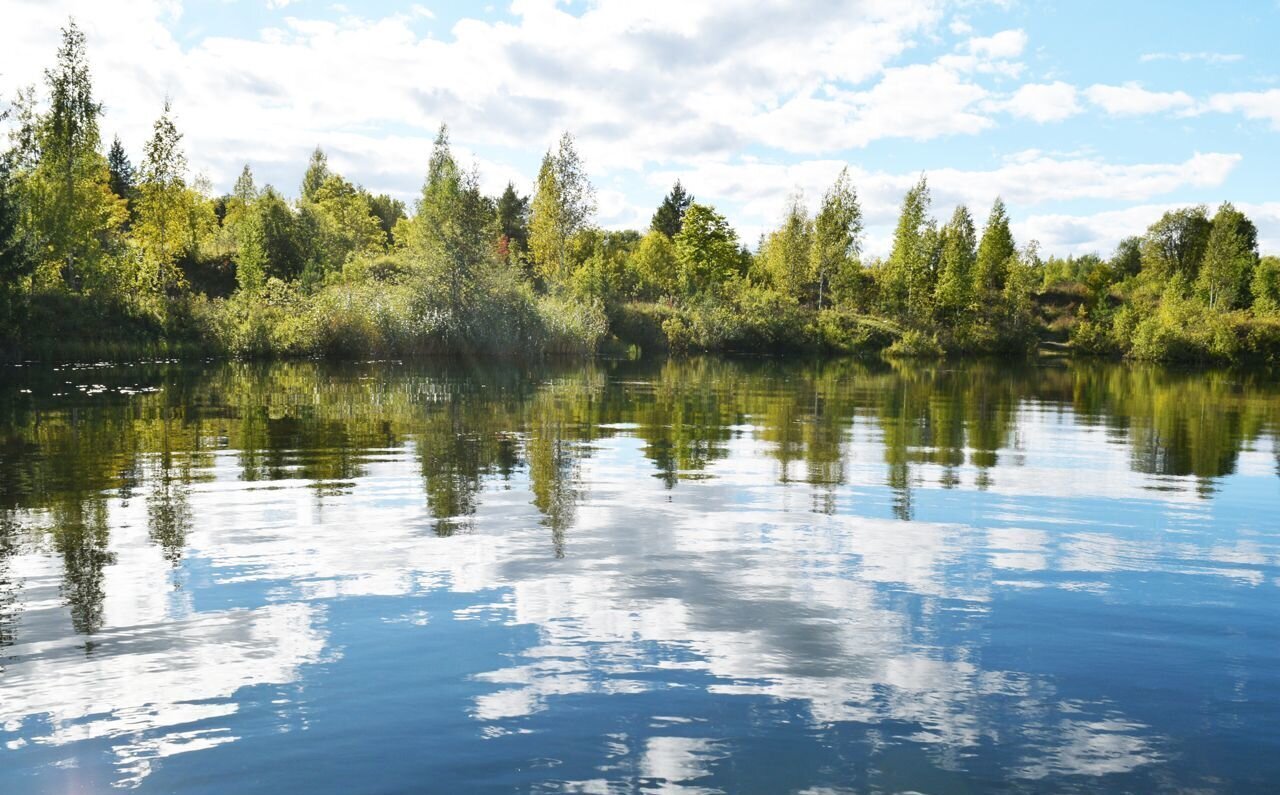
top-left (107, 135), bottom-right (135, 204)
top-left (1195, 202), bottom-right (1257, 310)
top-left (300, 146), bottom-right (329, 204)
top-left (810, 167), bottom-right (861, 309)
top-left (495, 181), bottom-right (529, 265)
top-left (367, 192), bottom-right (406, 247)
top-left (1141, 206), bottom-right (1211, 282)
top-left (529, 132), bottom-right (595, 287)
top-left (651, 180), bottom-right (692, 238)
top-left (673, 202), bottom-right (739, 296)
top-left (305, 173), bottom-right (384, 283)
top-left (232, 164), bottom-right (257, 205)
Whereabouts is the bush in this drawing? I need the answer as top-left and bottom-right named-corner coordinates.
top-left (884, 329), bottom-right (944, 358)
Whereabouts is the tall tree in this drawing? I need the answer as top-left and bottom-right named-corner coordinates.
top-left (934, 204), bottom-right (977, 320)
top-left (30, 20), bottom-right (124, 289)
top-left (810, 167), bottom-right (862, 310)
top-left (1111, 235), bottom-right (1142, 279)
top-left (760, 192), bottom-right (813, 302)
top-left (651, 180), bottom-right (693, 238)
top-left (974, 197), bottom-right (1016, 304)
top-left (232, 164), bottom-right (257, 205)
top-left (529, 132), bottom-right (595, 287)
top-left (1195, 202), bottom-right (1257, 310)
top-left (367, 192), bottom-right (406, 247)
top-left (881, 176), bottom-right (935, 321)
top-left (413, 124), bottom-right (495, 318)
top-left (135, 100), bottom-right (190, 294)
top-left (236, 186), bottom-right (305, 289)
top-left (300, 146), bottom-right (329, 204)
top-left (0, 155), bottom-right (35, 333)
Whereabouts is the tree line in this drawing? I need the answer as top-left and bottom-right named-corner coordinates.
top-left (2, 22), bottom-right (1278, 363)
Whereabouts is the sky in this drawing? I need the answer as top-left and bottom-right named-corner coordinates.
top-left (2, 0), bottom-right (1279, 257)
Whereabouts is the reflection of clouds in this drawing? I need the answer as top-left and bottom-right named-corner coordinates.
top-left (1016, 711), bottom-right (1163, 780)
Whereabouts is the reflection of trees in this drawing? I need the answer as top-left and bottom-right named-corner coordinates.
top-left (0, 356), bottom-right (1278, 640)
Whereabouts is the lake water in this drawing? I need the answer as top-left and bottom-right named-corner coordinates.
top-left (0, 357), bottom-right (1277, 793)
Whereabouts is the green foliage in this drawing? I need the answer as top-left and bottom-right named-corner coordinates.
top-left (974, 197), bottom-right (1016, 305)
top-left (934, 204), bottom-right (976, 321)
top-left (651, 180), bottom-right (692, 238)
top-left (1195, 202), bottom-right (1257, 311)
top-left (884, 329), bottom-right (944, 358)
top-left (1251, 256), bottom-right (1280, 313)
top-left (879, 177), bottom-right (936, 322)
top-left (529, 133), bottom-right (595, 288)
top-left (1141, 206), bottom-right (1211, 282)
top-left (759, 193), bottom-right (814, 303)
top-left (629, 230), bottom-right (680, 299)
top-left (673, 203), bottom-right (740, 296)
top-left (810, 168), bottom-right (862, 310)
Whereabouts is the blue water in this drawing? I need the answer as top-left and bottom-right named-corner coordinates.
top-left (0, 358), bottom-right (1277, 792)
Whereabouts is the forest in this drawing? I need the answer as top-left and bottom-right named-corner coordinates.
top-left (2, 22), bottom-right (1279, 364)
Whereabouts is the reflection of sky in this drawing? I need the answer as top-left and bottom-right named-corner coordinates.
top-left (1, 387), bottom-right (1278, 791)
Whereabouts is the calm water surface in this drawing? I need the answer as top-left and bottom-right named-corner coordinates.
top-left (0, 357), bottom-right (1278, 793)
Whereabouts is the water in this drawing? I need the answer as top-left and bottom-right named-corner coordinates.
top-left (0, 356), bottom-right (1277, 793)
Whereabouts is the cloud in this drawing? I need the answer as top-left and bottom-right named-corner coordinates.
top-left (1084, 82), bottom-right (1195, 116)
top-left (1019, 201), bottom-right (1280, 256)
top-left (1203, 89), bottom-right (1280, 129)
top-left (964, 28), bottom-right (1027, 59)
top-left (1139, 51), bottom-right (1243, 65)
top-left (998, 81), bottom-right (1082, 123)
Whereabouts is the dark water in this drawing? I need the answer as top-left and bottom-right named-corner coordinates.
top-left (0, 357), bottom-right (1278, 793)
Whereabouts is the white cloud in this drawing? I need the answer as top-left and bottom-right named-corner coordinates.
top-left (1140, 51), bottom-right (1243, 65)
top-left (1203, 89), bottom-right (1280, 129)
top-left (1084, 82), bottom-right (1195, 115)
top-left (964, 28), bottom-right (1027, 59)
top-left (999, 81), bottom-right (1082, 123)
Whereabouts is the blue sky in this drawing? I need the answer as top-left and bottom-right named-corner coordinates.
top-left (3, 0), bottom-right (1279, 255)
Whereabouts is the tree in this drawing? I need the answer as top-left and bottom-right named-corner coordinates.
top-left (0, 155), bottom-right (35, 333)
top-left (134, 100), bottom-right (190, 295)
top-left (1251, 256), bottom-right (1280, 313)
top-left (673, 202), bottom-right (739, 296)
top-left (529, 132), bottom-right (595, 287)
top-left (1111, 235), bottom-right (1142, 280)
top-left (1196, 202), bottom-right (1258, 311)
top-left (107, 136), bottom-right (135, 204)
top-left (306, 173), bottom-right (385, 283)
top-left (881, 176), bottom-right (935, 321)
top-left (934, 204), bottom-right (976, 320)
top-left (760, 192), bottom-right (813, 303)
top-left (233, 164), bottom-right (257, 205)
top-left (974, 197), bottom-right (1016, 303)
top-left (495, 181), bottom-right (529, 266)
top-left (367, 193), bottom-right (406, 247)
top-left (651, 180), bottom-right (693, 238)
top-left (810, 167), bottom-right (861, 310)
top-left (411, 124), bottom-right (496, 318)
top-left (1141, 206), bottom-right (1211, 282)
top-left (236, 186), bottom-right (305, 289)
top-left (629, 230), bottom-right (680, 298)
top-left (28, 20), bottom-right (125, 289)
top-left (300, 146), bottom-right (329, 204)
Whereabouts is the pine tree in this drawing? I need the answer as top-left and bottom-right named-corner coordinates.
top-left (882, 176), bottom-right (934, 321)
top-left (496, 181), bottom-right (530, 265)
top-left (651, 180), bottom-right (692, 238)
